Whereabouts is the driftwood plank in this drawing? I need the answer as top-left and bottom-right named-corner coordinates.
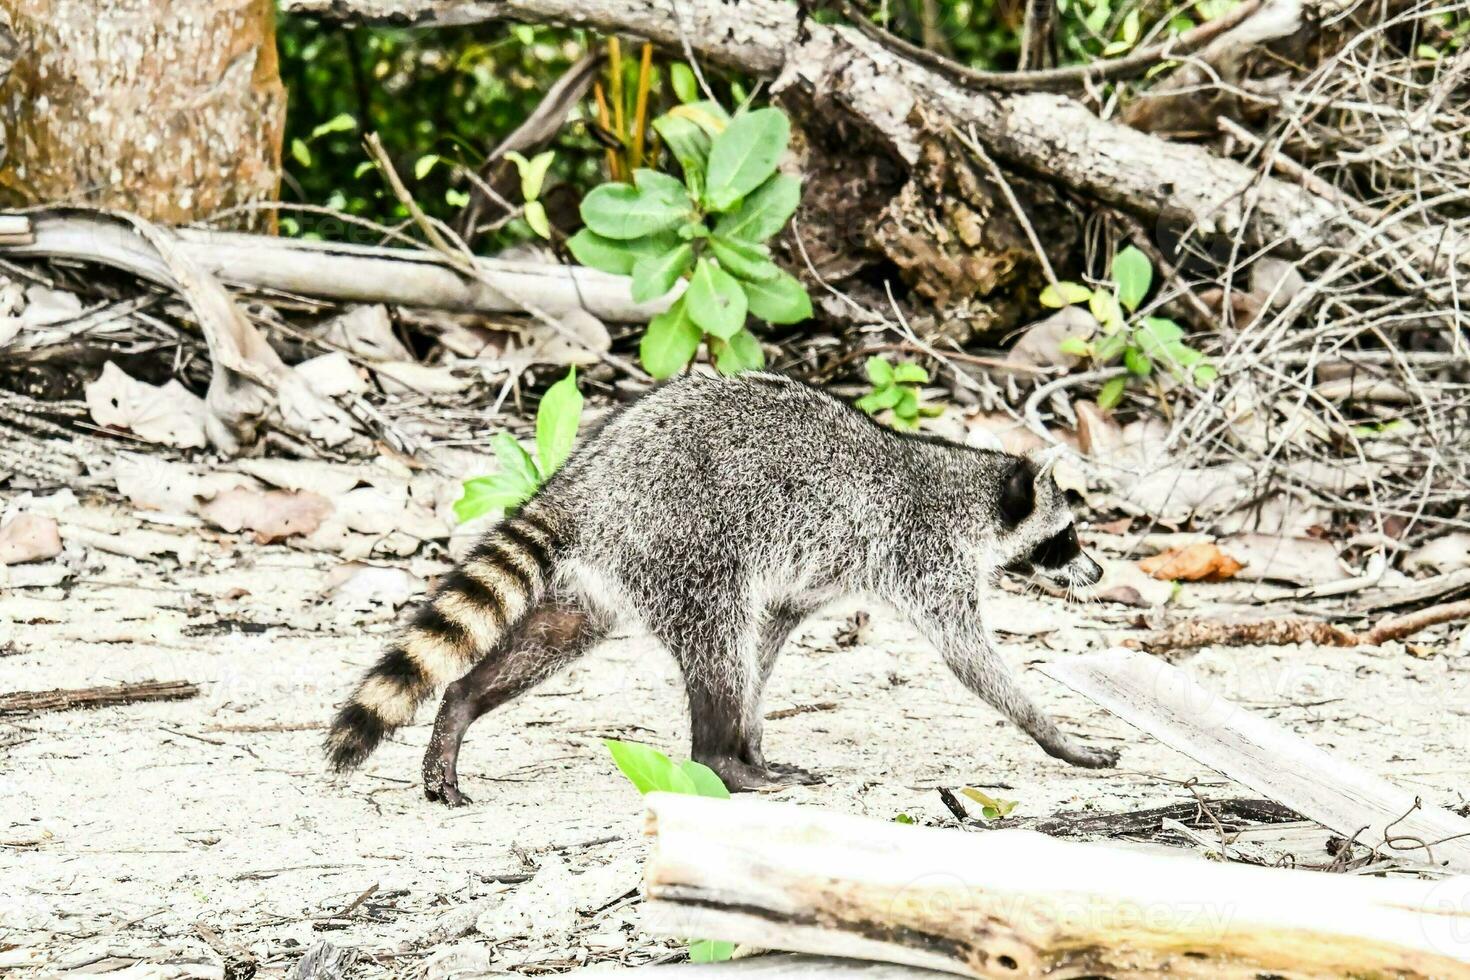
top-left (0, 680), bottom-right (199, 716)
top-left (1039, 648), bottom-right (1470, 873)
top-left (643, 794), bottom-right (1470, 980)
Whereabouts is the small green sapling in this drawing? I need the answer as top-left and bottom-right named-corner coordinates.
top-left (454, 368), bottom-right (583, 522)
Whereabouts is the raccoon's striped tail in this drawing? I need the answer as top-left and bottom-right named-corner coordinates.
top-left (325, 504), bottom-right (562, 770)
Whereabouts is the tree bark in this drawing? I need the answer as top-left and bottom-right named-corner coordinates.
top-left (0, 0), bottom-right (285, 231)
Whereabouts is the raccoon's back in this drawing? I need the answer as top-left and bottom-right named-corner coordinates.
top-left (549, 374), bottom-right (899, 564)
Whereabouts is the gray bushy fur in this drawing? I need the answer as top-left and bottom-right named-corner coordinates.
top-left (326, 371), bottom-right (1112, 806)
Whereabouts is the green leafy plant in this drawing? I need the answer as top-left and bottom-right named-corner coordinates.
top-left (290, 111), bottom-right (357, 169)
top-left (504, 149), bottom-right (557, 239)
top-left (605, 740), bottom-right (733, 963)
top-left (959, 787), bottom-right (1019, 822)
top-left (855, 356), bottom-right (943, 431)
top-left (454, 369), bottom-right (583, 522)
top-left (1043, 245), bottom-right (1216, 411)
top-left (568, 98), bottom-right (811, 379)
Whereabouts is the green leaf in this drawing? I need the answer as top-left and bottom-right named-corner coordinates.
top-left (414, 154), bottom-right (440, 179)
top-left (895, 386), bottom-right (919, 419)
top-left (1136, 316), bottom-right (1184, 355)
top-left (741, 270), bottom-right (811, 324)
top-left (1193, 363), bottom-right (1219, 385)
top-left (713, 173), bottom-right (801, 243)
top-left (445, 188), bottom-right (471, 208)
top-left (1112, 245), bottom-right (1154, 312)
top-left (865, 356), bottom-right (895, 387)
top-left (652, 113), bottom-right (712, 195)
top-left (689, 941), bottom-right (735, 963)
top-left (1039, 281), bottom-right (1092, 307)
top-left (1090, 289), bottom-right (1123, 330)
top-left (708, 236), bottom-right (779, 282)
top-left (291, 138), bottom-right (312, 168)
top-left (711, 328), bottom-right (765, 375)
top-left (1057, 336), bottom-right (1092, 357)
top-left (1097, 375), bottom-right (1128, 410)
top-left (959, 787), bottom-right (1018, 818)
top-left (670, 63), bottom-right (700, 103)
top-left (568, 229), bottom-right (676, 276)
top-left (891, 362), bottom-right (929, 384)
top-left (310, 113), bottom-right (357, 139)
top-left (493, 431), bottom-right (542, 489)
top-left (580, 175), bottom-right (691, 240)
top-left (631, 243), bottom-right (695, 302)
top-left (704, 108), bottom-right (790, 212)
top-left (640, 297), bottom-right (702, 379)
top-left (1095, 331), bottom-right (1128, 363)
top-left (1124, 346), bottom-right (1152, 377)
top-left (669, 100), bottom-right (730, 138)
top-left (453, 475), bottom-right (531, 523)
top-left (353, 160), bottom-right (376, 179)
top-left (524, 200), bottom-right (551, 239)
top-left (856, 384), bottom-right (901, 414)
top-left (686, 258), bottom-right (748, 340)
top-left (679, 760), bottom-right (732, 799)
top-left (505, 149), bottom-right (556, 201)
top-left (605, 740), bottom-right (691, 794)
top-left (535, 368), bottom-right (583, 478)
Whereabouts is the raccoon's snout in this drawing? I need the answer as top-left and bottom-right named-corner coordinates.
top-left (1072, 552), bottom-right (1103, 588)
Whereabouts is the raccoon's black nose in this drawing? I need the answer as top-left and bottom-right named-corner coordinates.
top-left (1077, 553), bottom-right (1103, 587)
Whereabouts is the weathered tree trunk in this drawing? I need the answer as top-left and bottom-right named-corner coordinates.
top-left (0, 0), bottom-right (285, 231)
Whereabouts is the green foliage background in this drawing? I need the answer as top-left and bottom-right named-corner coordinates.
top-left (276, 0), bottom-right (1220, 239)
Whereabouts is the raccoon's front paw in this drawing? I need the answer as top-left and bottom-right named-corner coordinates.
top-left (1058, 742), bottom-right (1120, 769)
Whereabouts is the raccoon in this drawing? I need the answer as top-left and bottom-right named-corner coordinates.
top-left (325, 372), bottom-right (1113, 805)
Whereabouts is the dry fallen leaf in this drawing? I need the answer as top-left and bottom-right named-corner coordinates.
top-left (85, 361), bottom-right (209, 449)
top-left (198, 488), bottom-right (334, 543)
top-left (1005, 306), bottom-right (1098, 371)
top-left (1139, 542), bottom-right (1244, 582)
top-left (0, 514), bottom-right (63, 565)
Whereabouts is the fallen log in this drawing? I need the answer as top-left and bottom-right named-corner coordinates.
top-left (1, 208), bottom-right (672, 324)
top-left (643, 794), bottom-right (1470, 979)
top-left (1040, 649), bottom-right (1470, 873)
top-left (563, 955), bottom-right (942, 980)
top-left (0, 679), bottom-right (200, 716)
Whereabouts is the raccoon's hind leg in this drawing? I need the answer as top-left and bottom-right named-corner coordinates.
top-left (658, 608), bottom-right (820, 793)
top-left (739, 601), bottom-right (822, 783)
top-left (423, 594), bottom-right (606, 806)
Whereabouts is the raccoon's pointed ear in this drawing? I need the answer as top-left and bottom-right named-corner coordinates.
top-left (1027, 444), bottom-right (1067, 479)
top-left (999, 457), bottom-right (1035, 527)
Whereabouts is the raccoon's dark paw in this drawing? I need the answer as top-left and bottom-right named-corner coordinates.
top-left (423, 760), bottom-right (473, 807)
top-left (765, 761), bottom-right (824, 785)
top-left (1060, 743), bottom-right (1120, 769)
top-left (703, 757), bottom-right (823, 791)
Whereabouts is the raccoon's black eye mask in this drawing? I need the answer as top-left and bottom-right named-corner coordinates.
top-left (1026, 524), bottom-right (1081, 569)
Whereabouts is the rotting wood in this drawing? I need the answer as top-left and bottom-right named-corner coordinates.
top-left (0, 680), bottom-right (199, 716)
top-left (642, 794), bottom-right (1470, 979)
top-left (1040, 648), bottom-right (1470, 873)
top-left (2, 209), bottom-right (671, 324)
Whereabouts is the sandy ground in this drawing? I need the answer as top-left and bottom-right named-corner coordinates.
top-left (4, 513), bottom-right (1470, 978)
